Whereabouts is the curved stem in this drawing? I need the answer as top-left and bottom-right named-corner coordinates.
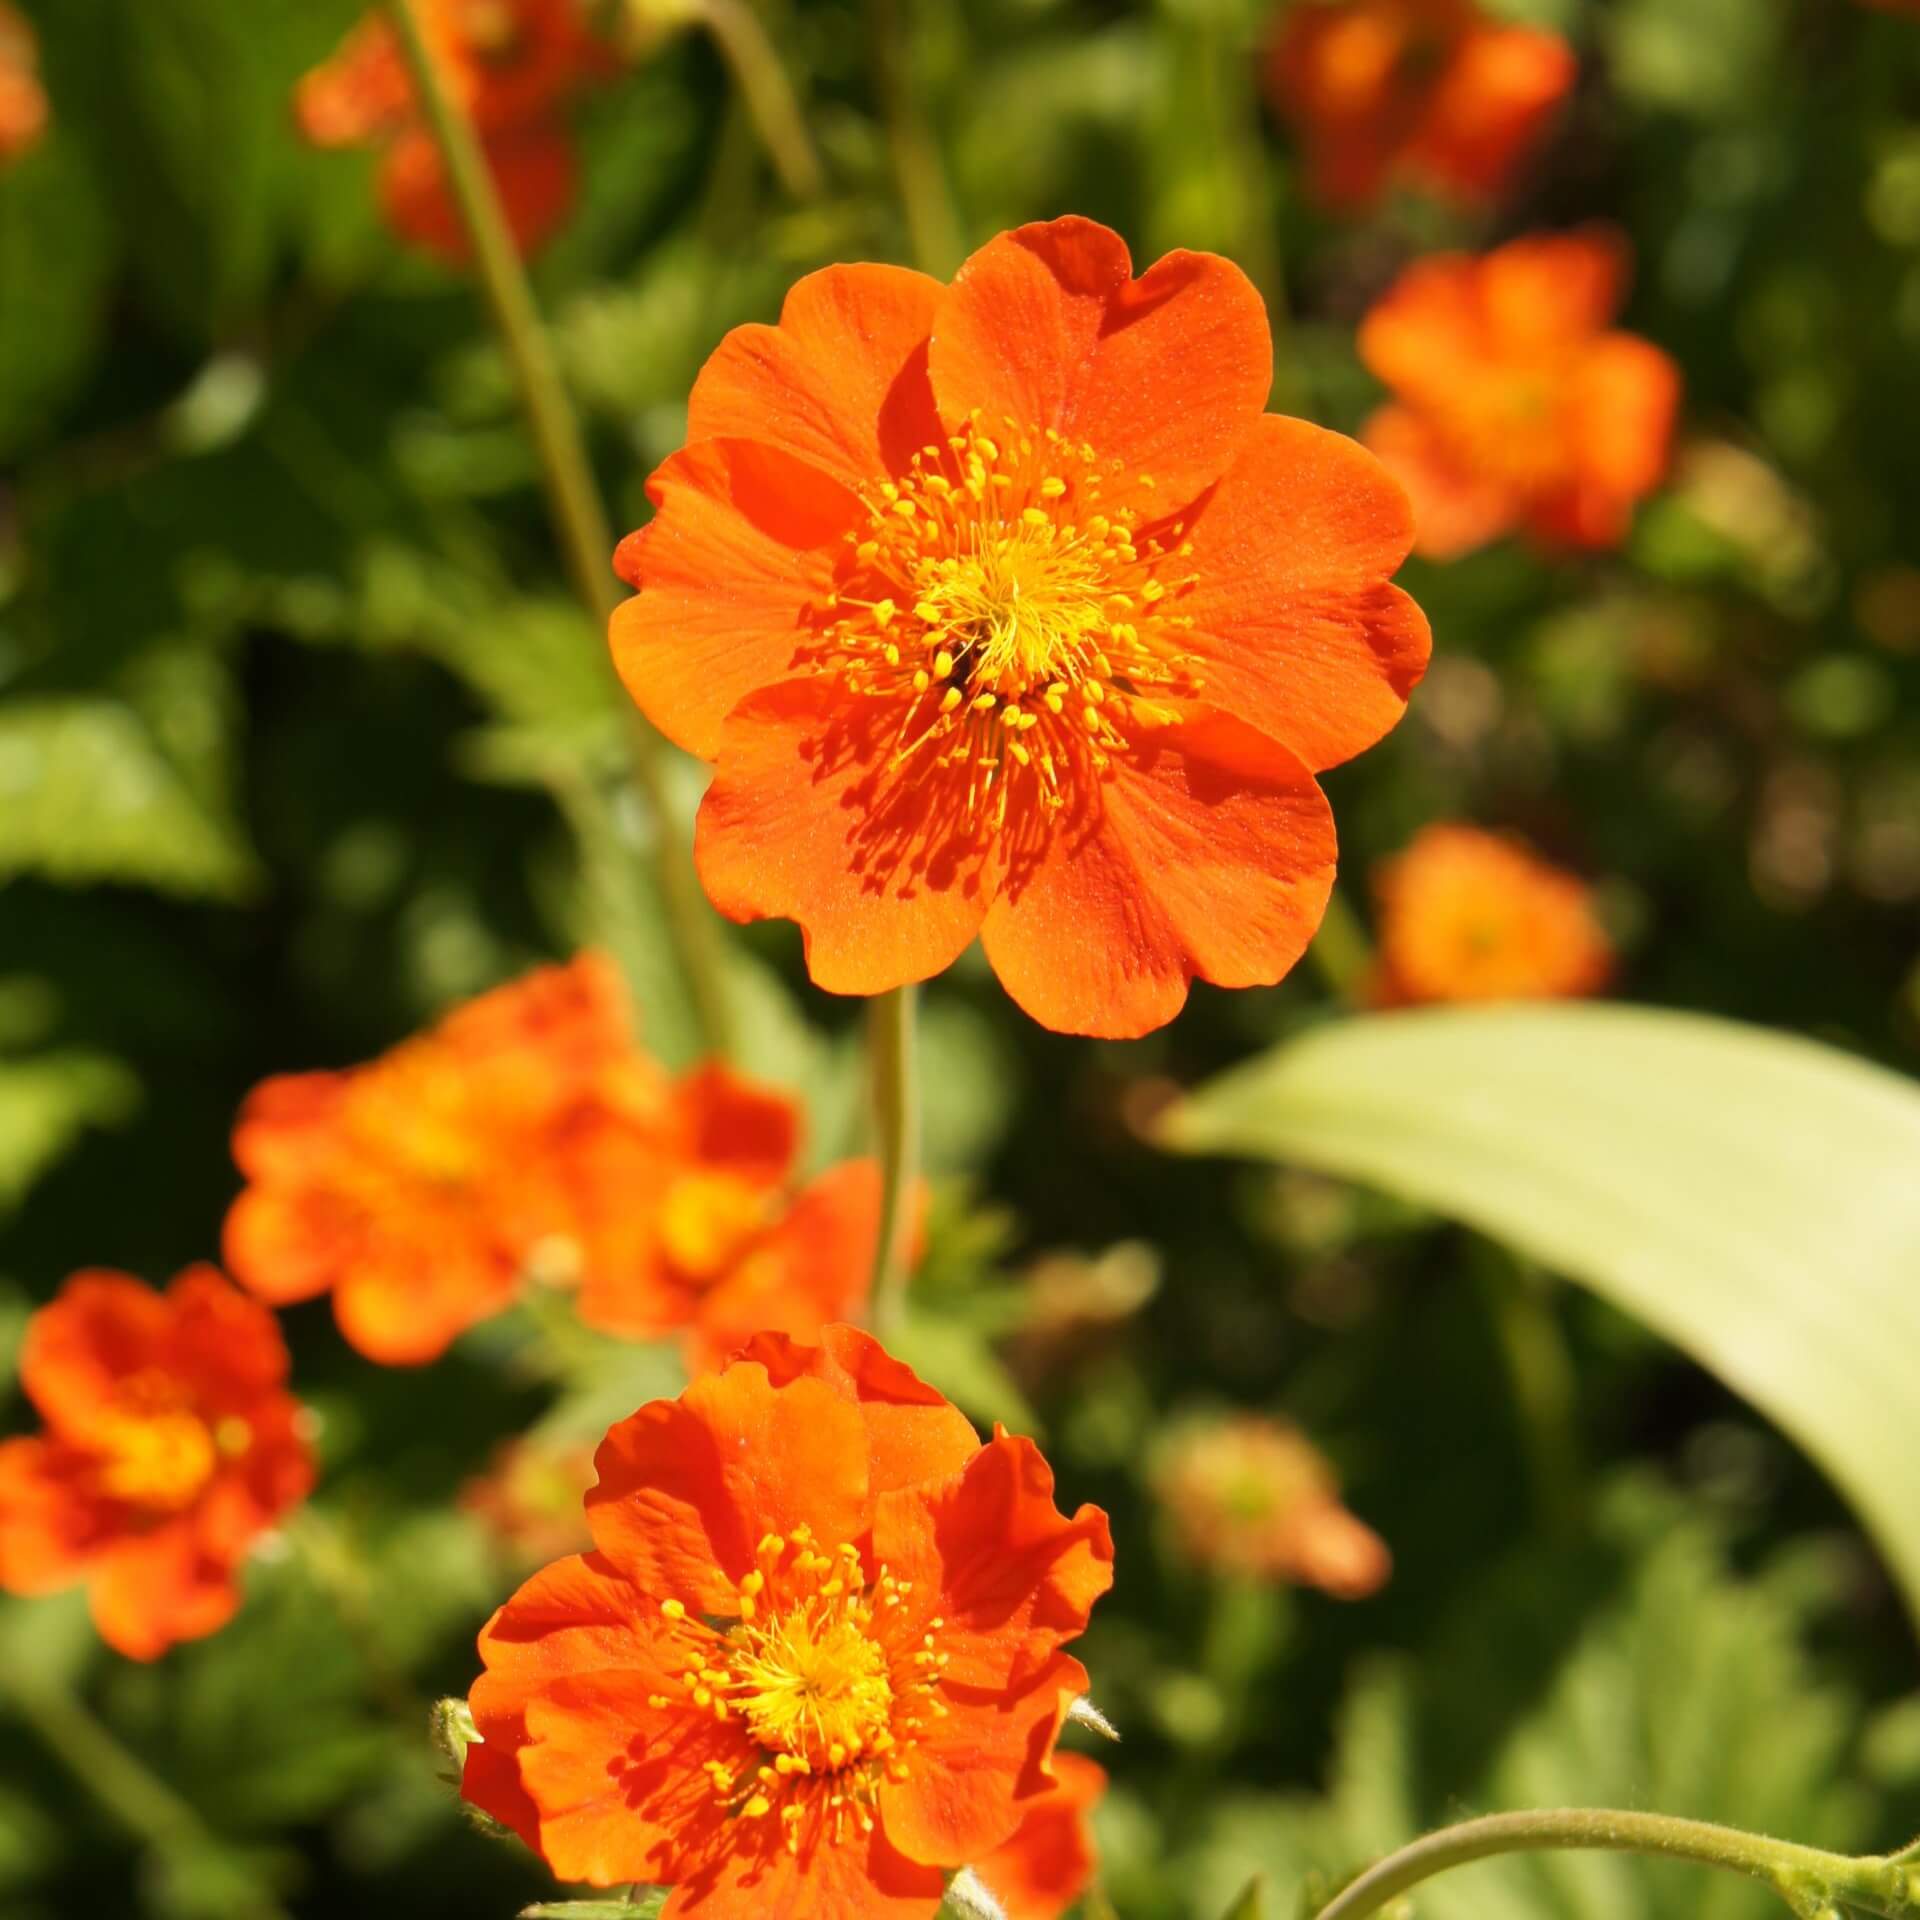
top-left (867, 983), bottom-right (921, 1336)
top-left (382, 0), bottom-right (734, 1056)
top-left (697, 0), bottom-right (825, 202)
top-left (1312, 1809), bottom-right (1916, 1920)
top-left (871, 0), bottom-right (964, 277)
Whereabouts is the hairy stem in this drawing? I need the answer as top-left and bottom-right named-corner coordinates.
top-left (1312, 1809), bottom-right (1920, 1920)
top-left (383, 0), bottom-right (733, 1056)
top-left (867, 983), bottom-right (921, 1335)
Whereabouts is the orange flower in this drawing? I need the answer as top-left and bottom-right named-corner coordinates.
top-left (612, 216), bottom-right (1430, 1038)
top-left (1359, 229), bottom-right (1681, 559)
top-left (223, 955), bottom-right (671, 1365)
top-left (295, 0), bottom-right (605, 260)
top-left (462, 1437), bottom-right (598, 1565)
top-left (0, 1269), bottom-right (314, 1660)
top-left (1156, 1415), bottom-right (1390, 1598)
top-left (462, 1325), bottom-right (1113, 1915)
top-left (0, 0), bottom-right (47, 165)
top-left (1266, 0), bottom-right (1574, 212)
top-left (1370, 823), bottom-right (1612, 1004)
top-left (973, 1752), bottom-right (1107, 1920)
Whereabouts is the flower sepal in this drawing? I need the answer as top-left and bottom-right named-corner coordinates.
top-left (940, 1867), bottom-right (1011, 1920)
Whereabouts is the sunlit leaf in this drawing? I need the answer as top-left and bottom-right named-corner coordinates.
top-left (1159, 1005), bottom-right (1920, 1620)
top-left (0, 1050), bottom-right (139, 1216)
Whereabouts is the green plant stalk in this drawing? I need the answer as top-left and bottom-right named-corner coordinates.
top-left (2, 1665), bottom-right (292, 1920)
top-left (1311, 1809), bottom-right (1920, 1920)
top-left (1479, 1254), bottom-right (1584, 1538)
top-left (382, 0), bottom-right (734, 1057)
top-left (867, 983), bottom-right (921, 1335)
top-left (1305, 886), bottom-right (1372, 1004)
top-left (871, 0), bottom-right (964, 277)
top-left (697, 0), bottom-right (826, 201)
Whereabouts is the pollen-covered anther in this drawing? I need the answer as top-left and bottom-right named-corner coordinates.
top-left (812, 415), bottom-right (1206, 823)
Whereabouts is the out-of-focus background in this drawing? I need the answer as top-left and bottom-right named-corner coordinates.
top-left (3, 1), bottom-right (1920, 1916)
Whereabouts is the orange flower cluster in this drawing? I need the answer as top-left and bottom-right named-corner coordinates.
top-left (0, 0), bottom-right (47, 165)
top-left (1265, 0), bottom-right (1575, 212)
top-left (225, 954), bottom-right (883, 1367)
top-left (462, 1325), bottom-right (1113, 1917)
top-left (296, 0), bottom-right (608, 261)
top-left (1157, 1414), bottom-right (1391, 1598)
top-left (1360, 229), bottom-right (1681, 559)
top-left (613, 215), bottom-right (1430, 1038)
top-left (0, 1269), bottom-right (314, 1659)
top-left (1370, 824), bottom-right (1613, 1005)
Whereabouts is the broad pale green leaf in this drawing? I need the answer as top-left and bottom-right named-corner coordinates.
top-left (1158, 1005), bottom-right (1920, 1620)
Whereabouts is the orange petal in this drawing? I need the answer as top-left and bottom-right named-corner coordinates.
top-left (333, 1243), bottom-right (519, 1366)
top-left (1409, 24), bottom-right (1576, 203)
top-left (695, 676), bottom-right (1000, 997)
top-left (222, 1185), bottom-right (352, 1307)
top-left (0, 1436), bottom-right (102, 1594)
top-left (1356, 252), bottom-right (1484, 403)
top-left (880, 1652), bottom-right (1085, 1870)
top-left (1362, 403), bottom-right (1519, 561)
top-left (737, 1324), bottom-right (980, 1497)
top-left (380, 122), bottom-right (577, 264)
top-left (1479, 227), bottom-right (1630, 354)
top-left (163, 1265), bottom-right (291, 1404)
top-left (587, 1362), bottom-right (872, 1611)
top-left (88, 1521), bottom-right (239, 1661)
top-left (19, 1271), bottom-right (170, 1435)
top-left (974, 1750), bottom-right (1107, 1920)
top-left (684, 262), bottom-right (946, 496)
top-left (872, 1433), bottom-right (1113, 1691)
top-left (979, 714), bottom-right (1337, 1039)
top-left (685, 1160), bottom-right (886, 1373)
top-left (612, 439), bottom-right (863, 759)
top-left (656, 1810), bottom-right (945, 1920)
top-left (227, 1069), bottom-right (349, 1182)
top-left (1570, 331), bottom-right (1681, 503)
top-left (670, 1060), bottom-right (802, 1186)
top-left (466, 1551), bottom-right (674, 1851)
top-left (929, 216), bottom-right (1271, 513)
top-left (1180, 412), bottom-right (1429, 773)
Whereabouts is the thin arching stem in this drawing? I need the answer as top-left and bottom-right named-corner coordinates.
top-left (698, 0), bottom-right (825, 202)
top-left (867, 983), bottom-right (921, 1335)
top-left (382, 0), bottom-right (734, 1056)
top-left (1311, 1809), bottom-right (1919, 1920)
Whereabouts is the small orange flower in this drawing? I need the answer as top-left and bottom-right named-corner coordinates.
top-left (0, 1269), bottom-right (314, 1660)
top-left (1265, 0), bottom-right (1575, 211)
top-left (295, 0), bottom-right (605, 261)
top-left (462, 1325), bottom-right (1114, 1915)
top-left (1157, 1415), bottom-right (1390, 1598)
top-left (974, 1752), bottom-right (1107, 1920)
top-left (0, 0), bottom-right (47, 166)
top-left (462, 1437), bottom-right (598, 1566)
top-left (1370, 823), bottom-right (1613, 1004)
top-left (1360, 228), bottom-right (1681, 559)
top-left (613, 216), bottom-right (1430, 1038)
top-left (223, 955), bottom-right (675, 1365)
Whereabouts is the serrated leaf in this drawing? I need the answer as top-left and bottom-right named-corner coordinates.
top-left (0, 1049), bottom-right (139, 1215)
top-left (1159, 1006), bottom-right (1920, 1624)
top-left (0, 698), bottom-right (258, 898)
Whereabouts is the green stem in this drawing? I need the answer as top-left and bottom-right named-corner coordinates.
top-left (1311, 1810), bottom-right (1920, 1920)
top-left (1306, 886), bottom-right (1373, 1005)
top-left (382, 0), bottom-right (734, 1057)
top-left (2, 1666), bottom-right (291, 1919)
top-left (871, 0), bottom-right (964, 277)
top-left (1478, 1254), bottom-right (1584, 1538)
top-left (697, 0), bottom-right (825, 201)
top-left (867, 983), bottom-right (921, 1336)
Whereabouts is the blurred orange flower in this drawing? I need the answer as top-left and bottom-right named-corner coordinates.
top-left (1371, 823), bottom-right (1613, 1004)
top-left (975, 1751), bottom-right (1107, 1920)
top-left (0, 0), bottom-right (47, 165)
top-left (462, 1324), bottom-right (1113, 1914)
top-left (461, 1436), bottom-right (597, 1565)
top-left (295, 0), bottom-right (606, 261)
top-left (1266, 0), bottom-right (1575, 211)
top-left (0, 1268), bottom-right (314, 1660)
top-left (224, 954), bottom-right (663, 1366)
top-left (613, 215), bottom-right (1429, 1038)
top-left (1157, 1414), bottom-right (1390, 1598)
top-left (1360, 228), bottom-right (1681, 559)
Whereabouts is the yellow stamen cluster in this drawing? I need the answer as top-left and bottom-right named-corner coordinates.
top-left (89, 1373), bottom-right (248, 1512)
top-left (650, 1525), bottom-right (950, 1856)
top-left (812, 414), bottom-right (1203, 831)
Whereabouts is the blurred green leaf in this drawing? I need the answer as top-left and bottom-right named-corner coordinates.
top-left (890, 1312), bottom-right (1039, 1436)
top-left (1160, 1006), bottom-right (1920, 1623)
top-left (0, 1048), bottom-right (138, 1216)
top-left (1221, 1874), bottom-right (1269, 1919)
top-left (523, 1898), bottom-right (666, 1920)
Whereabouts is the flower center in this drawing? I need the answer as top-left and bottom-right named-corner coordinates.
top-left (93, 1401), bottom-right (222, 1512)
top-left (811, 415), bottom-right (1203, 830)
top-left (650, 1524), bottom-right (950, 1856)
top-left (657, 1172), bottom-right (768, 1286)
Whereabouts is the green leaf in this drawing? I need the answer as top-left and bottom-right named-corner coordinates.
top-left (0, 1049), bottom-right (139, 1216)
top-left (0, 697), bottom-right (258, 898)
top-left (1221, 1875), bottom-right (1269, 1920)
top-left (1158, 1005), bottom-right (1920, 1623)
top-left (522, 1898), bottom-right (666, 1920)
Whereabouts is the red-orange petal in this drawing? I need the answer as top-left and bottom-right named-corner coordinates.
top-left (88, 1520), bottom-right (240, 1661)
top-left (586, 1363), bottom-right (872, 1611)
top-left (611, 439), bottom-right (863, 760)
top-left (979, 714), bottom-right (1337, 1039)
top-left (974, 1750), bottom-right (1107, 1920)
top-left (1409, 24), bottom-right (1576, 203)
top-left (1362, 403), bottom-right (1519, 561)
top-left (18, 1270), bottom-right (170, 1435)
top-left (928, 216), bottom-right (1272, 514)
top-left (1179, 412), bottom-right (1429, 774)
top-left (333, 1243), bottom-right (519, 1367)
top-left (380, 122), bottom-right (576, 264)
top-left (1570, 331), bottom-right (1682, 503)
top-left (0, 1436), bottom-right (101, 1593)
top-left (163, 1265), bottom-right (291, 1405)
top-left (694, 676), bottom-right (1001, 996)
top-left (657, 1810), bottom-right (945, 1920)
top-left (685, 262), bottom-right (947, 497)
